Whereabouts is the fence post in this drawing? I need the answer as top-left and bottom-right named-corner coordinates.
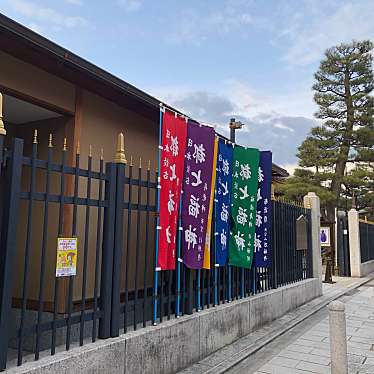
top-left (271, 199), bottom-right (278, 289)
top-left (348, 208), bottom-right (361, 277)
top-left (0, 138), bottom-right (23, 370)
top-left (0, 92), bottom-right (6, 176)
top-left (329, 301), bottom-right (348, 374)
top-left (98, 162), bottom-right (117, 339)
top-left (111, 134), bottom-right (127, 336)
top-left (303, 192), bottom-right (322, 281)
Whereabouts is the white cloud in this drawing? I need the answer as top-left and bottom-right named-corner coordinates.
top-left (118, 0), bottom-right (143, 12)
top-left (279, 1), bottom-right (374, 65)
top-left (10, 0), bottom-right (88, 30)
top-left (165, 3), bottom-right (253, 45)
top-left (274, 122), bottom-right (294, 132)
top-left (27, 22), bottom-right (43, 33)
top-left (149, 81), bottom-right (317, 167)
top-left (283, 163), bottom-right (298, 176)
top-left (64, 0), bottom-right (83, 5)
top-left (222, 79), bottom-right (316, 119)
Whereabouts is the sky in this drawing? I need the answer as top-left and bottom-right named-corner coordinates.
top-left (1, 0), bottom-right (374, 172)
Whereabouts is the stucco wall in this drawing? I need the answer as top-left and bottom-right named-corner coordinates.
top-left (0, 51), bottom-right (75, 113)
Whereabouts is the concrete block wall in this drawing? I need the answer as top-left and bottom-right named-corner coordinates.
top-left (7, 278), bottom-right (322, 374)
top-left (360, 259), bottom-right (374, 277)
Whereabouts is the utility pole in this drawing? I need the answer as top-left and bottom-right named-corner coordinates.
top-left (229, 118), bottom-right (244, 143)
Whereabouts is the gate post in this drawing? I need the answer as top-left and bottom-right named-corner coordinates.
top-left (98, 162), bottom-right (117, 339)
top-left (348, 208), bottom-right (361, 277)
top-left (303, 192), bottom-right (322, 281)
top-left (0, 138), bottom-right (23, 370)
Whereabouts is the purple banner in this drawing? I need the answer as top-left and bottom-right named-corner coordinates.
top-left (254, 151), bottom-right (272, 267)
top-left (182, 121), bottom-right (215, 269)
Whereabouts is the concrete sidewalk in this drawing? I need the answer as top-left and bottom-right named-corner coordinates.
top-left (252, 278), bottom-right (374, 374)
top-left (179, 275), bottom-right (374, 374)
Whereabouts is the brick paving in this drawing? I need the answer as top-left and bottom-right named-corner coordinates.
top-left (254, 280), bottom-right (374, 374)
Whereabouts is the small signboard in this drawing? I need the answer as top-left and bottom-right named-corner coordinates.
top-left (296, 215), bottom-right (308, 250)
top-left (320, 227), bottom-right (331, 247)
top-left (56, 238), bottom-right (78, 277)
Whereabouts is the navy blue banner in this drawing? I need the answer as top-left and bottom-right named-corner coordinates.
top-left (254, 151), bottom-right (272, 267)
top-left (214, 139), bottom-right (233, 266)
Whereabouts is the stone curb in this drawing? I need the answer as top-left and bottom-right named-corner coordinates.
top-left (199, 277), bottom-right (374, 374)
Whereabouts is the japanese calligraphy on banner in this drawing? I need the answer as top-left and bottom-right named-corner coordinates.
top-left (157, 110), bottom-right (187, 270)
top-left (214, 139), bottom-right (233, 266)
top-left (203, 137), bottom-right (218, 269)
top-left (254, 151), bottom-right (273, 267)
top-left (229, 147), bottom-right (260, 269)
top-left (182, 121), bottom-right (215, 269)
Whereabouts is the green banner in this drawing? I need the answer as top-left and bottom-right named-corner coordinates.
top-left (229, 146), bottom-right (260, 268)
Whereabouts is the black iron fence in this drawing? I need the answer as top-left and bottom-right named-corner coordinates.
top-left (337, 213), bottom-right (350, 277)
top-left (0, 134), bottom-right (313, 370)
top-left (360, 220), bottom-right (374, 263)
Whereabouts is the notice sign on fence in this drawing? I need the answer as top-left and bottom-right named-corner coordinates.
top-left (56, 238), bottom-right (78, 277)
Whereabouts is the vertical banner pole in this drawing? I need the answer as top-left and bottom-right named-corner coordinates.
top-left (197, 269), bottom-right (201, 310)
top-left (252, 265), bottom-right (256, 294)
top-left (176, 195), bottom-right (183, 317)
top-left (228, 265), bottom-right (232, 301)
top-left (241, 267), bottom-right (245, 298)
top-left (153, 108), bottom-right (163, 325)
top-left (213, 198), bottom-right (218, 306)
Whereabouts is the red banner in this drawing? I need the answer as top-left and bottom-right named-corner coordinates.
top-left (157, 111), bottom-right (187, 270)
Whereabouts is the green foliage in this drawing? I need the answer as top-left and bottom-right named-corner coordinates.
top-left (282, 40), bottom-right (374, 217)
top-left (276, 169), bottom-right (336, 206)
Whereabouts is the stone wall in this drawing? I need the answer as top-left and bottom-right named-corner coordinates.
top-left (6, 278), bottom-right (322, 374)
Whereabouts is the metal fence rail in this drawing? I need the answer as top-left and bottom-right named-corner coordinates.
top-left (0, 136), bottom-right (111, 369)
top-left (273, 200), bottom-right (313, 287)
top-left (360, 220), bottom-right (374, 263)
top-left (0, 133), bottom-right (313, 370)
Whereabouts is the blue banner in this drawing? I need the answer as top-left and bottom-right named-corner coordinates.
top-left (254, 151), bottom-right (272, 267)
top-left (214, 139), bottom-right (233, 266)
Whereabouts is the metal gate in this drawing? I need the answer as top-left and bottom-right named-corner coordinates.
top-left (336, 212), bottom-right (350, 276)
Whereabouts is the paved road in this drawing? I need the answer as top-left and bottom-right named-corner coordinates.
top-left (229, 281), bottom-right (374, 374)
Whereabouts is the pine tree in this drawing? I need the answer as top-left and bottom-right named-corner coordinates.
top-left (283, 40), bottom-right (374, 219)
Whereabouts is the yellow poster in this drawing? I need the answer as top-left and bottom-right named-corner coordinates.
top-left (56, 238), bottom-right (78, 277)
top-left (203, 136), bottom-right (218, 269)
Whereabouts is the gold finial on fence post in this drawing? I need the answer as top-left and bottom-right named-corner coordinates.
top-left (100, 148), bottom-right (104, 160)
top-left (48, 134), bottom-right (53, 148)
top-left (114, 133), bottom-right (127, 164)
top-left (139, 157), bottom-right (142, 168)
top-left (63, 138), bottom-right (67, 151)
top-left (89, 144), bottom-right (92, 158)
top-left (76, 141), bottom-right (81, 155)
top-left (148, 160), bottom-right (151, 171)
top-left (33, 129), bottom-right (38, 144)
top-left (0, 93), bottom-right (6, 136)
